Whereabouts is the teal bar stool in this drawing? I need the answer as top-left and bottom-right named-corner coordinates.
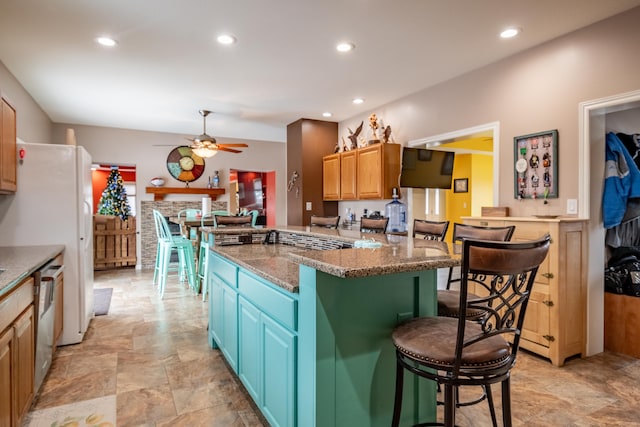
top-left (153, 210), bottom-right (198, 298)
top-left (177, 208), bottom-right (202, 240)
top-left (198, 210), bottom-right (229, 300)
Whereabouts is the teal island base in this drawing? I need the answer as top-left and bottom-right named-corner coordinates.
top-left (207, 250), bottom-right (439, 426)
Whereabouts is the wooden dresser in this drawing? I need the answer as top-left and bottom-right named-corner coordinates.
top-left (463, 216), bottom-right (588, 366)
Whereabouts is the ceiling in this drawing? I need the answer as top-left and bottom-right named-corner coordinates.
top-left (1, 0), bottom-right (639, 144)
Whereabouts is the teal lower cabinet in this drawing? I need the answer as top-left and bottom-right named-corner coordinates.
top-left (208, 252), bottom-right (298, 427)
top-left (208, 254), bottom-right (239, 371)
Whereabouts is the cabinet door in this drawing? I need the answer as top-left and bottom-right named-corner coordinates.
top-left (340, 151), bottom-right (357, 200)
top-left (209, 274), bottom-right (224, 348)
top-left (357, 145), bottom-right (383, 199)
top-left (262, 314), bottom-right (296, 427)
top-left (221, 284), bottom-right (238, 372)
top-left (322, 154), bottom-right (341, 201)
top-left (0, 98), bottom-right (17, 194)
top-left (238, 297), bottom-right (261, 402)
top-left (14, 306), bottom-right (34, 426)
top-left (0, 327), bottom-right (14, 427)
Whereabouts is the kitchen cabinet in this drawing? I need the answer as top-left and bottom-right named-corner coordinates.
top-left (0, 96), bottom-right (17, 194)
top-left (322, 153), bottom-right (340, 201)
top-left (463, 217), bottom-right (587, 366)
top-left (322, 143), bottom-right (401, 201)
top-left (208, 254), bottom-right (238, 372)
top-left (208, 252), bottom-right (297, 427)
top-left (0, 276), bottom-right (35, 427)
top-left (339, 150), bottom-right (357, 200)
top-left (322, 151), bottom-right (358, 201)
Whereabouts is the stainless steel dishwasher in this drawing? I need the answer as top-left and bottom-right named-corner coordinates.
top-left (33, 262), bottom-right (64, 393)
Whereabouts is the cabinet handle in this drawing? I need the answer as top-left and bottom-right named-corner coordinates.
top-left (542, 272), bottom-right (554, 279)
top-left (542, 300), bottom-right (554, 307)
top-left (479, 221), bottom-right (488, 226)
top-left (543, 335), bottom-right (555, 342)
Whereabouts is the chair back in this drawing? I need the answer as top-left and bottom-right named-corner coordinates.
top-left (202, 210), bottom-right (229, 227)
top-left (310, 215), bottom-right (340, 229)
top-left (153, 210), bottom-right (175, 243)
top-left (447, 223), bottom-right (516, 290)
top-left (452, 223), bottom-right (515, 243)
top-left (247, 210), bottom-right (259, 227)
top-left (452, 235), bottom-right (550, 376)
top-left (413, 219), bottom-right (449, 240)
top-left (214, 214), bottom-right (253, 227)
top-left (360, 217), bottom-right (389, 234)
top-left (178, 208), bottom-right (201, 220)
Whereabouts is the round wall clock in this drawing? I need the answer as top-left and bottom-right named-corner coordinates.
top-left (166, 146), bottom-right (205, 183)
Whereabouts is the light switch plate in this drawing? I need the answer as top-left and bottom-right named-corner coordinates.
top-left (567, 199), bottom-right (578, 214)
top-left (306, 202), bottom-right (312, 211)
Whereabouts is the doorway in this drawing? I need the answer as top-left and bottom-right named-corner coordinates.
top-left (229, 169), bottom-right (276, 226)
top-left (580, 89), bottom-right (640, 357)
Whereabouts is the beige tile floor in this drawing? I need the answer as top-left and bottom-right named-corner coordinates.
top-left (24, 267), bottom-right (640, 426)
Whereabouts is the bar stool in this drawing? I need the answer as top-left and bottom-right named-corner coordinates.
top-left (310, 215), bottom-right (340, 229)
top-left (391, 235), bottom-right (551, 427)
top-left (412, 219), bottom-right (449, 240)
top-left (153, 210), bottom-right (197, 299)
top-left (360, 217), bottom-right (389, 233)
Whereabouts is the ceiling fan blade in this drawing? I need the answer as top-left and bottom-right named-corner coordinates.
top-left (217, 143), bottom-right (249, 148)
top-left (217, 146), bottom-right (243, 153)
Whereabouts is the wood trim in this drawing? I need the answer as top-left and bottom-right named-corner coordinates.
top-left (145, 186), bottom-right (225, 201)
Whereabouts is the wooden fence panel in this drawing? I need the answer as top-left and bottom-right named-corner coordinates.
top-left (93, 215), bottom-right (137, 270)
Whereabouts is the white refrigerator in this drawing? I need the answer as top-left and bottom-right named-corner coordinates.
top-left (0, 140), bottom-right (94, 346)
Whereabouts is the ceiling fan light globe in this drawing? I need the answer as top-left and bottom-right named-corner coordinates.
top-left (192, 146), bottom-right (218, 158)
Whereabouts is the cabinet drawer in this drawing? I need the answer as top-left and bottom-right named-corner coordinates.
top-left (238, 271), bottom-right (297, 331)
top-left (211, 254), bottom-right (238, 287)
top-left (0, 277), bottom-right (34, 333)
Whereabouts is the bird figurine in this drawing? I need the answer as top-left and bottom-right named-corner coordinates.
top-left (347, 121), bottom-right (363, 150)
top-left (382, 125), bottom-right (392, 143)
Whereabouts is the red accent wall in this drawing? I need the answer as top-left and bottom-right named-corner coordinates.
top-left (92, 167), bottom-right (136, 214)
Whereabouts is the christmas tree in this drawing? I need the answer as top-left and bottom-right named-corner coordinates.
top-left (97, 167), bottom-right (132, 220)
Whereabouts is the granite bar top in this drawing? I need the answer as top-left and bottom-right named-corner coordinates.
top-left (209, 226), bottom-right (459, 293)
top-left (0, 245), bottom-right (65, 297)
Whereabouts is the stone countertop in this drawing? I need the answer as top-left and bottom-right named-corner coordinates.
top-left (210, 227), bottom-right (459, 293)
top-left (0, 245), bottom-right (65, 297)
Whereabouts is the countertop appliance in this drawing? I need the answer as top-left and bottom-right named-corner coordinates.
top-left (33, 262), bottom-right (63, 392)
top-left (0, 140), bottom-right (94, 346)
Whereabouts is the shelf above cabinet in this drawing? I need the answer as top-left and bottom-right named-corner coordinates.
top-left (145, 186), bottom-right (225, 201)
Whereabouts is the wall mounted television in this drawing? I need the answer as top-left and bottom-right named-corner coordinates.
top-left (399, 147), bottom-right (455, 189)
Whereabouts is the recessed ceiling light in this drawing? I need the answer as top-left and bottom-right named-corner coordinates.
top-left (95, 36), bottom-right (117, 47)
top-left (322, 112), bottom-right (332, 118)
top-left (500, 27), bottom-right (520, 39)
top-left (336, 42), bottom-right (355, 53)
top-left (352, 98), bottom-right (365, 105)
top-left (217, 34), bottom-right (237, 45)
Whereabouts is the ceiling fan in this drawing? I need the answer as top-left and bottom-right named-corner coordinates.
top-left (187, 110), bottom-right (248, 158)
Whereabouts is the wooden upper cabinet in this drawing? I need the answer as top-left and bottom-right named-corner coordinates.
top-left (357, 143), bottom-right (401, 199)
top-left (340, 150), bottom-right (357, 200)
top-left (322, 144), bottom-right (400, 200)
top-left (0, 97), bottom-right (17, 194)
top-left (322, 153), bottom-right (340, 201)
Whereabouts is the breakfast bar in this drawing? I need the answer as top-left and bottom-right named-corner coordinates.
top-left (203, 226), bottom-right (459, 427)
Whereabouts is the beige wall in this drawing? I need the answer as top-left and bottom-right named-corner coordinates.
top-left (0, 61), bottom-right (52, 143)
top-left (51, 123), bottom-right (287, 225)
top-left (339, 7), bottom-right (640, 219)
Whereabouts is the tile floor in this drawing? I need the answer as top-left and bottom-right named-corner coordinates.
top-left (24, 267), bottom-right (640, 426)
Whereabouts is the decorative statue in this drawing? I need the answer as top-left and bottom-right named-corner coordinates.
top-left (382, 125), bottom-right (392, 143)
top-left (347, 121), bottom-right (363, 150)
top-left (369, 113), bottom-right (380, 142)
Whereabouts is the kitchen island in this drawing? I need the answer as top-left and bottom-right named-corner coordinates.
top-left (202, 226), bottom-right (459, 427)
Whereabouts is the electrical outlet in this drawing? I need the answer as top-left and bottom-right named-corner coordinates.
top-left (567, 199), bottom-right (578, 214)
top-left (306, 202), bottom-right (312, 211)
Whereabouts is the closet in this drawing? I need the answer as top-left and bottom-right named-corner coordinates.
top-left (602, 107), bottom-right (640, 358)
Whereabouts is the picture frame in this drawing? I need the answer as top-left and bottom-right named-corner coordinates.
top-left (513, 129), bottom-right (558, 200)
top-left (453, 178), bottom-right (468, 193)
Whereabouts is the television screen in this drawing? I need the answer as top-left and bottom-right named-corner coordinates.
top-left (399, 147), bottom-right (455, 189)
